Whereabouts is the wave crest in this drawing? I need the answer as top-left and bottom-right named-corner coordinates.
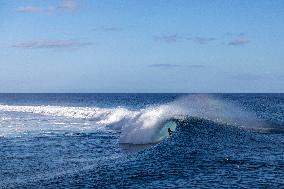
top-left (0, 95), bottom-right (267, 144)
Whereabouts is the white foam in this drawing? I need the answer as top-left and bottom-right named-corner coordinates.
top-left (0, 104), bottom-right (136, 124)
top-left (0, 102), bottom-right (184, 143)
top-left (0, 95), bottom-right (264, 144)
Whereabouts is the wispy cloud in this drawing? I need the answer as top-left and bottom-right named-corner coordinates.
top-left (11, 40), bottom-right (92, 49)
top-left (148, 64), bottom-right (205, 69)
top-left (148, 64), bottom-right (181, 68)
top-left (57, 0), bottom-right (78, 11)
top-left (154, 34), bottom-right (215, 45)
top-left (153, 34), bottom-right (181, 43)
top-left (224, 32), bottom-right (245, 37)
top-left (93, 26), bottom-right (122, 32)
top-left (16, 0), bottom-right (79, 14)
top-left (224, 32), bottom-right (250, 46)
top-left (154, 32), bottom-right (251, 46)
top-left (16, 6), bottom-right (43, 13)
top-left (194, 37), bottom-right (215, 44)
top-left (228, 38), bottom-right (250, 46)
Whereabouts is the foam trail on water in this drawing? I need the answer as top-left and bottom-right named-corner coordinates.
top-left (0, 103), bottom-right (182, 143)
top-left (0, 95), bottom-right (265, 144)
top-left (0, 105), bottom-right (137, 124)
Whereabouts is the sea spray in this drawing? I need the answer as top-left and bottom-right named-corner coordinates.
top-left (0, 95), bottom-right (267, 144)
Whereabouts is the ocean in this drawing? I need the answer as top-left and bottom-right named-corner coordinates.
top-left (0, 93), bottom-right (283, 188)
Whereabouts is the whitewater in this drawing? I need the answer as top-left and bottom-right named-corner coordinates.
top-left (0, 95), bottom-right (267, 144)
top-left (1, 93), bottom-right (284, 188)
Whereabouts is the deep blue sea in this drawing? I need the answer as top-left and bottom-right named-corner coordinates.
top-left (0, 93), bottom-right (284, 188)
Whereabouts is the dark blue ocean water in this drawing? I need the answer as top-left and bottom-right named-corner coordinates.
top-left (0, 93), bottom-right (283, 188)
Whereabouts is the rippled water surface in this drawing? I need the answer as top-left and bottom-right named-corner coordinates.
top-left (0, 93), bottom-right (283, 188)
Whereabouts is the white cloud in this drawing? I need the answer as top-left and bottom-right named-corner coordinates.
top-left (16, 0), bottom-right (79, 14)
top-left (16, 6), bottom-right (43, 13)
top-left (57, 0), bottom-right (78, 11)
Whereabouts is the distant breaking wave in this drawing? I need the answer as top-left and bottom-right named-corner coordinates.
top-left (0, 95), bottom-right (267, 144)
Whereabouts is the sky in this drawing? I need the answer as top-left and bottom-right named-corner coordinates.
top-left (1, 0), bottom-right (284, 93)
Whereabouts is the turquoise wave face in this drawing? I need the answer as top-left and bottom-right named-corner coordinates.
top-left (154, 120), bottom-right (177, 142)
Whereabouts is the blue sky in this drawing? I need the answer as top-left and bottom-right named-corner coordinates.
top-left (1, 0), bottom-right (284, 92)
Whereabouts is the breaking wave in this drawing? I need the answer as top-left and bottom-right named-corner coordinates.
top-left (0, 95), bottom-right (268, 144)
